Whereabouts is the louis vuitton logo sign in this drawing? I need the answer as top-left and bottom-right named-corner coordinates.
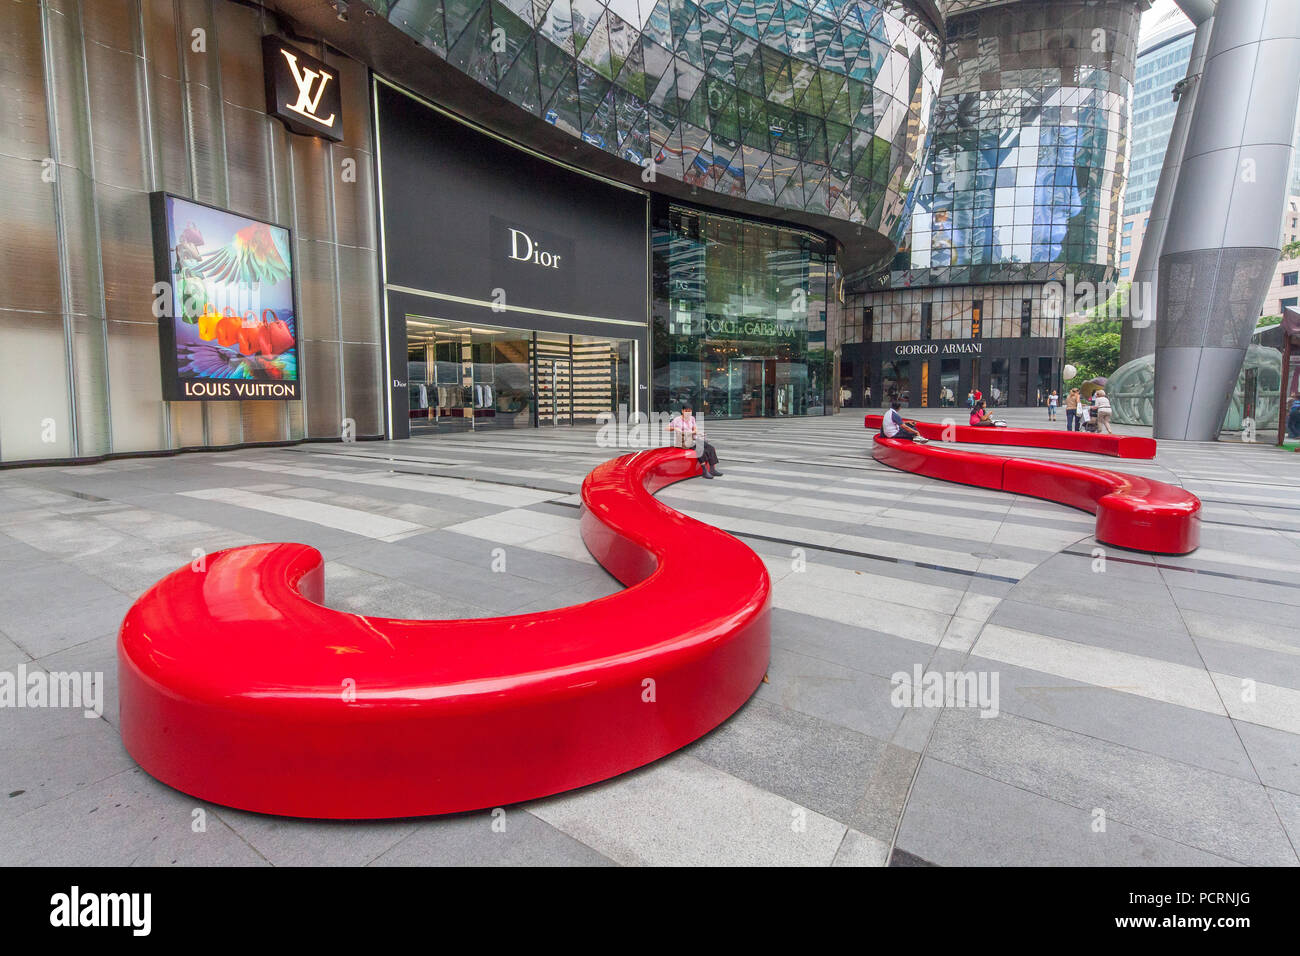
top-left (263, 36), bottom-right (343, 142)
top-left (281, 49), bottom-right (335, 127)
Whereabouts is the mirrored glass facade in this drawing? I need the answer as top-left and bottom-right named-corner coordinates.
top-left (1127, 22), bottom-right (1194, 218)
top-left (652, 203), bottom-right (833, 416)
top-left (879, 0), bottom-right (1139, 288)
top-left (371, 0), bottom-right (941, 243)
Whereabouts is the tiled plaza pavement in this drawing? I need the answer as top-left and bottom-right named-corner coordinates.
top-left (1, 409), bottom-right (1297, 866)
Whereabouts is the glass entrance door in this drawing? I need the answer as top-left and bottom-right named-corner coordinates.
top-left (534, 331), bottom-right (573, 427)
top-left (727, 358), bottom-right (775, 417)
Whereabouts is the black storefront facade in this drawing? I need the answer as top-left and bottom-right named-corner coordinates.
top-left (375, 78), bottom-right (652, 439)
top-left (843, 334), bottom-right (1066, 411)
top-left (375, 78), bottom-right (836, 439)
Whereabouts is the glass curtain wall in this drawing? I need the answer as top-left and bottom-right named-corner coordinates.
top-left (653, 203), bottom-right (832, 417)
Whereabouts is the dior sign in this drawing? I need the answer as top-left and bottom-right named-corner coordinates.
top-left (263, 37), bottom-right (343, 141)
top-left (491, 216), bottom-right (575, 300)
top-left (508, 228), bottom-right (563, 269)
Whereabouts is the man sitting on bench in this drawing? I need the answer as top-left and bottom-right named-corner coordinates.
top-left (882, 401), bottom-right (925, 442)
top-left (668, 404), bottom-right (722, 478)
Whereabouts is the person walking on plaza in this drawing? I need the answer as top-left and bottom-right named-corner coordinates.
top-left (668, 405), bottom-right (723, 479)
top-left (1047, 389), bottom-right (1059, 422)
top-left (1065, 388), bottom-right (1080, 431)
top-left (1093, 389), bottom-right (1113, 434)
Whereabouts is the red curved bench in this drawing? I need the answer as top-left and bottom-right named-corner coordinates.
top-left (118, 447), bottom-right (771, 819)
top-left (870, 434), bottom-right (1200, 554)
top-left (864, 414), bottom-right (1156, 458)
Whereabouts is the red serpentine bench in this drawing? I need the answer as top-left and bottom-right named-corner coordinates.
top-left (869, 431), bottom-right (1200, 554)
top-left (118, 447), bottom-right (771, 819)
top-left (863, 414), bottom-right (1156, 458)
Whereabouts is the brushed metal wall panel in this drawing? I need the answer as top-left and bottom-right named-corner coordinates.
top-left (204, 400), bottom-right (244, 447)
top-left (238, 400), bottom-right (288, 444)
top-left (106, 318), bottom-right (169, 453)
top-left (223, 101), bottom-right (275, 222)
top-left (1, 1), bottom-right (384, 460)
top-left (287, 395), bottom-right (305, 441)
top-left (96, 182), bottom-right (156, 325)
top-left (81, 0), bottom-right (141, 54)
top-left (266, 119), bottom-right (296, 229)
top-left (330, 145), bottom-right (377, 250)
top-left (0, 154), bottom-right (61, 312)
top-left (341, 341), bottom-right (383, 436)
top-left (147, 73), bottom-right (191, 194)
top-left (57, 166), bottom-right (105, 318)
top-left (0, 0), bottom-right (52, 161)
top-left (336, 243), bottom-right (381, 344)
top-left (0, 309), bottom-right (73, 461)
top-left (69, 312), bottom-right (112, 457)
top-left (184, 78), bottom-right (229, 206)
top-left (289, 135), bottom-right (333, 241)
top-left (178, 0), bottom-right (218, 87)
top-left (85, 37), bottom-right (148, 191)
top-left (327, 50), bottom-right (373, 152)
top-left (169, 398), bottom-right (204, 448)
top-left (302, 337), bottom-right (342, 438)
top-left (45, 2), bottom-right (94, 173)
top-left (294, 237), bottom-right (340, 341)
top-left (215, 0), bottom-right (266, 111)
top-left (142, 0), bottom-right (180, 81)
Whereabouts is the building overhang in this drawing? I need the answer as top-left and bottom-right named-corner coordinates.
top-left (266, 0), bottom-right (902, 276)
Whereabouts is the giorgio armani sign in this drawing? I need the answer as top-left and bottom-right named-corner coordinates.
top-left (263, 37), bottom-right (342, 141)
top-left (893, 341), bottom-right (984, 357)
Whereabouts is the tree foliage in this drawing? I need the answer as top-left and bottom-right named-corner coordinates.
top-left (1065, 318), bottom-right (1122, 384)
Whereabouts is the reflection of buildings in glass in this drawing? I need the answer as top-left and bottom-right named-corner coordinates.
top-left (652, 203), bottom-right (831, 419)
top-left (841, 0), bottom-right (1141, 410)
top-left (381, 0), bottom-right (944, 235)
top-left (892, 0), bottom-right (1134, 289)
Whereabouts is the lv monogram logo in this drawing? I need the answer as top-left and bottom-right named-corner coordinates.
top-left (280, 49), bottom-right (335, 128)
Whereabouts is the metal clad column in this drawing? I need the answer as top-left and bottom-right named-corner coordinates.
top-left (1119, 15), bottom-right (1215, 366)
top-left (1154, 0), bottom-right (1300, 440)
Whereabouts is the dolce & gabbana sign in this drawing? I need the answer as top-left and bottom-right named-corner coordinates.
top-left (703, 317), bottom-right (799, 338)
top-left (263, 37), bottom-right (343, 141)
top-left (893, 341), bottom-right (984, 357)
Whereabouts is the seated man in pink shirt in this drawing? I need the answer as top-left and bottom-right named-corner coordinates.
top-left (668, 405), bottom-right (722, 479)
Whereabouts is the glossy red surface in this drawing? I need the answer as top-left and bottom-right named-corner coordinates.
top-left (864, 414), bottom-right (1156, 459)
top-left (118, 447), bottom-right (771, 819)
top-left (870, 434), bottom-right (1200, 554)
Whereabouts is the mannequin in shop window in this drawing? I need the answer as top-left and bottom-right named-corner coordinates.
top-left (668, 405), bottom-right (723, 479)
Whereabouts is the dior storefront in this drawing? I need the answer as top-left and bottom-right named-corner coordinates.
top-left (374, 79), bottom-right (651, 437)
